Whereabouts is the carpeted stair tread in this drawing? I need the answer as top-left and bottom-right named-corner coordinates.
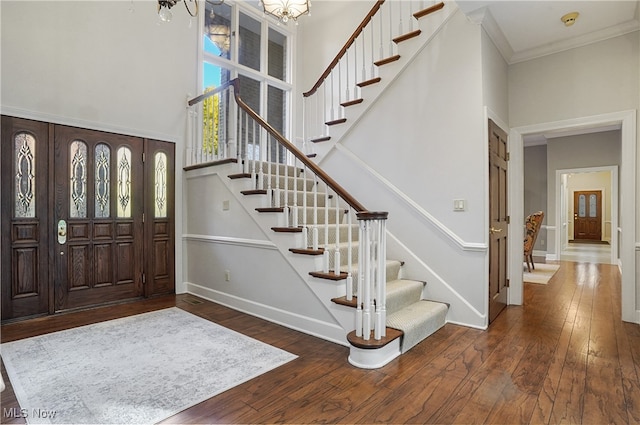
top-left (386, 300), bottom-right (448, 353)
top-left (385, 279), bottom-right (425, 315)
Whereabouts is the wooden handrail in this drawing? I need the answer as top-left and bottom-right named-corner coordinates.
top-left (188, 80), bottom-right (235, 106)
top-left (302, 0), bottom-right (385, 98)
top-left (228, 80), bottom-right (367, 213)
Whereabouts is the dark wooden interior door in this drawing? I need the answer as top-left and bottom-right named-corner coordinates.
top-left (488, 119), bottom-right (509, 324)
top-left (1, 117), bottom-right (51, 320)
top-left (573, 190), bottom-right (602, 241)
top-left (53, 125), bottom-right (145, 312)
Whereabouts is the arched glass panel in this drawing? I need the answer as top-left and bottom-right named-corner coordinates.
top-left (154, 152), bottom-right (167, 218)
top-left (70, 141), bottom-right (88, 218)
top-left (589, 194), bottom-right (597, 217)
top-left (95, 144), bottom-right (111, 218)
top-left (117, 147), bottom-right (132, 218)
top-left (14, 133), bottom-right (36, 218)
top-left (578, 194), bottom-right (586, 217)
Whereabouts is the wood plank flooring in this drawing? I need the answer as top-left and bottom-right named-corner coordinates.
top-left (2, 261), bottom-right (639, 424)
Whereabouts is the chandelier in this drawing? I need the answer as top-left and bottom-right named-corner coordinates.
top-left (157, 0), bottom-right (197, 22)
top-left (261, 0), bottom-right (310, 24)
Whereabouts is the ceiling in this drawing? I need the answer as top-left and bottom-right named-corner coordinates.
top-left (455, 1), bottom-right (639, 145)
top-left (457, 0), bottom-right (640, 64)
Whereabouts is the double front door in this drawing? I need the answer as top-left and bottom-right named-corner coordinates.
top-left (1, 116), bottom-right (175, 321)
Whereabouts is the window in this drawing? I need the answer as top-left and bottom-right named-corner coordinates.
top-left (201, 1), bottom-right (293, 157)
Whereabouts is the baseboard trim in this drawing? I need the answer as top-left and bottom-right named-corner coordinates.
top-left (185, 282), bottom-right (349, 347)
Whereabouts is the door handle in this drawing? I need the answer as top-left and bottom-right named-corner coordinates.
top-left (57, 219), bottom-right (67, 245)
top-left (490, 227), bottom-right (502, 234)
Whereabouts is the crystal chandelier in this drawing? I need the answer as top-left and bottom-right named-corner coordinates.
top-left (261, 0), bottom-right (310, 24)
top-left (157, 0), bottom-right (198, 22)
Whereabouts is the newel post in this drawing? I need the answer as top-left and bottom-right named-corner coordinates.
top-left (356, 211), bottom-right (388, 340)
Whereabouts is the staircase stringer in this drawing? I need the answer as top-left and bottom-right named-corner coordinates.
top-left (310, 3), bottom-right (460, 163)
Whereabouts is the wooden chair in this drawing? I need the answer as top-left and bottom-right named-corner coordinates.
top-left (524, 211), bottom-right (544, 272)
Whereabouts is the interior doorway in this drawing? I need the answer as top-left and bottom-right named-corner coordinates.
top-left (556, 166), bottom-right (618, 265)
top-left (509, 110), bottom-right (636, 324)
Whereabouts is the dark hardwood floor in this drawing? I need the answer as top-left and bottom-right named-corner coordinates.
top-left (2, 261), bottom-right (639, 424)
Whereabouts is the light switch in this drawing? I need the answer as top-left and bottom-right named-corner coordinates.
top-left (453, 199), bottom-right (465, 211)
top-left (222, 200), bottom-right (230, 211)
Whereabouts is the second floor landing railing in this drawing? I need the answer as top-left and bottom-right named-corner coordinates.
top-left (186, 79), bottom-right (390, 342)
top-left (302, 0), bottom-right (445, 151)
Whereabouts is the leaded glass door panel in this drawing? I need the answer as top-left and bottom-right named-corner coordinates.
top-left (54, 125), bottom-right (144, 311)
top-left (1, 116), bottom-right (50, 320)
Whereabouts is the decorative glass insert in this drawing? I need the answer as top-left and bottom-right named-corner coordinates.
top-left (70, 141), bottom-right (88, 218)
top-left (589, 194), bottom-right (597, 217)
top-left (578, 194), bottom-right (586, 217)
top-left (95, 144), bottom-right (111, 218)
top-left (14, 133), bottom-right (36, 218)
top-left (117, 147), bottom-right (132, 218)
top-left (154, 152), bottom-right (167, 218)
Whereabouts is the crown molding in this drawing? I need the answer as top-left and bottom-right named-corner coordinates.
top-left (509, 19), bottom-right (640, 64)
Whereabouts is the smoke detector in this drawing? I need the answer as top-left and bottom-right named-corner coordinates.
top-left (561, 12), bottom-right (579, 27)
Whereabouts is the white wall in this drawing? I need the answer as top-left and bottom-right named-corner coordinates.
top-left (297, 8), bottom-right (490, 327)
top-left (481, 29), bottom-right (509, 123)
top-left (1, 0), bottom-right (199, 293)
top-left (509, 31), bottom-right (639, 322)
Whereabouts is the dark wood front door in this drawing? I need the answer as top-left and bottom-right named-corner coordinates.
top-left (488, 119), bottom-right (509, 323)
top-left (1, 117), bottom-right (51, 319)
top-left (1, 116), bottom-right (175, 321)
top-left (573, 190), bottom-right (602, 241)
top-left (53, 125), bottom-right (145, 311)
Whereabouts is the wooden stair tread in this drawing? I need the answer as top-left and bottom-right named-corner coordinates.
top-left (272, 227), bottom-right (303, 233)
top-left (310, 271), bottom-right (349, 281)
top-left (357, 77), bottom-right (381, 88)
top-left (414, 2), bottom-right (444, 19)
top-left (374, 55), bottom-right (401, 67)
top-left (228, 173), bottom-right (251, 179)
top-left (347, 328), bottom-right (403, 349)
top-left (393, 29), bottom-right (422, 44)
top-left (331, 296), bottom-right (358, 308)
top-left (310, 136), bottom-right (331, 143)
top-left (289, 248), bottom-right (325, 255)
top-left (256, 207), bottom-right (284, 213)
top-left (241, 189), bottom-right (267, 195)
top-left (341, 98), bottom-right (364, 107)
top-left (325, 118), bottom-right (347, 126)
top-left (184, 158), bottom-right (237, 172)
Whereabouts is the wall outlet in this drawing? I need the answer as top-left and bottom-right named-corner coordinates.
top-left (541, 239), bottom-right (545, 246)
top-left (224, 270), bottom-right (231, 281)
top-left (222, 200), bottom-right (230, 211)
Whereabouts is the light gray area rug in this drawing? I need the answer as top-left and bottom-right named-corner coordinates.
top-left (1, 307), bottom-right (297, 424)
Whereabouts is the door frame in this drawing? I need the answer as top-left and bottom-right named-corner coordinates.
top-left (556, 166), bottom-right (617, 260)
top-left (509, 110), bottom-right (637, 324)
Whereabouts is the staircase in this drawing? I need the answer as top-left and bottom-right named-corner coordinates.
top-left (223, 161), bottom-right (448, 368)
top-left (184, 0), bottom-right (456, 368)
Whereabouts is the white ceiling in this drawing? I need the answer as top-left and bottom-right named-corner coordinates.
top-left (457, 0), bottom-right (640, 64)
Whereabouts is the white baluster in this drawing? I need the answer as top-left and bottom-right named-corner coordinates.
top-left (334, 196), bottom-right (341, 276)
top-left (355, 220), bottom-right (364, 337)
top-left (346, 211), bottom-right (353, 300)
top-left (362, 219), bottom-right (371, 340)
top-left (312, 174), bottom-right (319, 251)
